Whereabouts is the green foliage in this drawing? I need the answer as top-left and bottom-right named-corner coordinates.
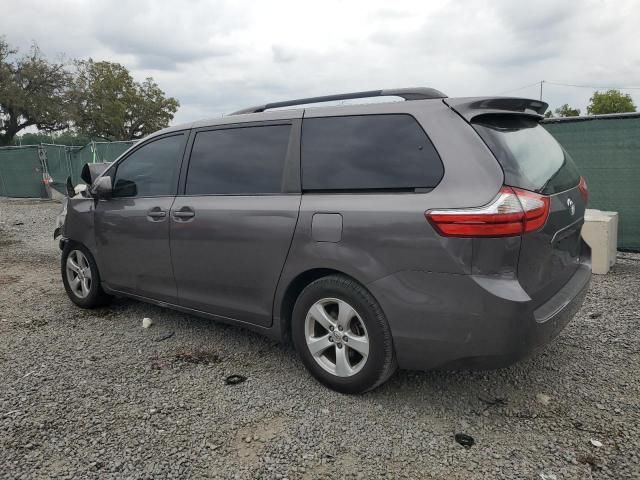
top-left (544, 110), bottom-right (554, 118)
top-left (587, 89), bottom-right (636, 115)
top-left (555, 104), bottom-right (581, 117)
top-left (0, 37), bottom-right (72, 146)
top-left (1, 38), bottom-right (180, 144)
top-left (71, 60), bottom-right (179, 140)
top-left (11, 131), bottom-right (91, 146)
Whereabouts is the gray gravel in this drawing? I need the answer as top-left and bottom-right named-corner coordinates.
top-left (1, 198), bottom-right (639, 480)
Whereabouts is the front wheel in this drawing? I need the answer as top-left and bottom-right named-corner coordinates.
top-left (61, 243), bottom-right (111, 308)
top-left (292, 275), bottom-right (397, 394)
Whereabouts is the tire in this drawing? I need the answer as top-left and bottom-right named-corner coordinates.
top-left (292, 275), bottom-right (397, 394)
top-left (61, 242), bottom-right (111, 308)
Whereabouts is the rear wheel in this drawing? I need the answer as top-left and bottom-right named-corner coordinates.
top-left (61, 243), bottom-right (111, 308)
top-left (292, 275), bottom-right (396, 393)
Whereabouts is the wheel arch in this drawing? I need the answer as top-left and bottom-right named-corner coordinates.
top-left (276, 267), bottom-right (372, 344)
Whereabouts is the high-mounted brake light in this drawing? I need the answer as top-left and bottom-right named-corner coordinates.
top-left (578, 176), bottom-right (588, 204)
top-left (426, 186), bottom-right (550, 238)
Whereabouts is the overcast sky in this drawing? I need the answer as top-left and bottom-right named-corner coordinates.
top-left (2, 0), bottom-right (639, 124)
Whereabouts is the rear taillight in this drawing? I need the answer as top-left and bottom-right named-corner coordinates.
top-left (426, 186), bottom-right (550, 238)
top-left (578, 176), bottom-right (588, 204)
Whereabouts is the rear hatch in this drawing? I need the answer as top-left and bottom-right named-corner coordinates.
top-left (471, 113), bottom-right (586, 302)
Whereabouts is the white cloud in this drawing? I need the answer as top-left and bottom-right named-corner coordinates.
top-left (1, 0), bottom-right (639, 123)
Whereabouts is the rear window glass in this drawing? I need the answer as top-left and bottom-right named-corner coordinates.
top-left (473, 115), bottom-right (580, 194)
top-left (302, 114), bottom-right (443, 191)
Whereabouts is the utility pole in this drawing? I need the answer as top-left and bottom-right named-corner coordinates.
top-left (540, 80), bottom-right (545, 100)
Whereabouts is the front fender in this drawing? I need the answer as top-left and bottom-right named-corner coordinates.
top-left (63, 197), bottom-right (97, 255)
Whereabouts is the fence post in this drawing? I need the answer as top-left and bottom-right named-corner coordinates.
top-left (0, 153), bottom-right (6, 196)
top-left (38, 146), bottom-right (50, 198)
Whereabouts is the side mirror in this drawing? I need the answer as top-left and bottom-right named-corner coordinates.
top-left (92, 176), bottom-right (113, 199)
top-left (65, 176), bottom-right (75, 197)
top-left (80, 164), bottom-right (92, 185)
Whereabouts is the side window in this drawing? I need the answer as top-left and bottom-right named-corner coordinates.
top-left (301, 114), bottom-right (443, 191)
top-left (112, 134), bottom-right (185, 198)
top-left (185, 125), bottom-right (291, 195)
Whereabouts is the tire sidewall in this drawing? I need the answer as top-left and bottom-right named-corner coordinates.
top-left (61, 243), bottom-right (105, 308)
top-left (292, 277), bottom-right (393, 394)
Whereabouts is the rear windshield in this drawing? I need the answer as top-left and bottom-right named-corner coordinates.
top-left (473, 115), bottom-right (580, 194)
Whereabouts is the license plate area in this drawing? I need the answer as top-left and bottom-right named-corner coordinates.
top-left (551, 220), bottom-right (583, 259)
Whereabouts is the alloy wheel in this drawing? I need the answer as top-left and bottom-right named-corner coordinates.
top-left (304, 298), bottom-right (370, 377)
top-left (66, 250), bottom-right (92, 299)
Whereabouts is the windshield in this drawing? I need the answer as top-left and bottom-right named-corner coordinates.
top-left (473, 115), bottom-right (580, 194)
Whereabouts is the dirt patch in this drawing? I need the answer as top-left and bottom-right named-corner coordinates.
top-left (0, 239), bottom-right (20, 247)
top-left (0, 274), bottom-right (19, 285)
top-left (174, 348), bottom-right (221, 365)
top-left (577, 453), bottom-right (602, 472)
top-left (234, 416), bottom-right (288, 463)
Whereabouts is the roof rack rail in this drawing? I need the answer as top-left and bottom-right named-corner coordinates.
top-left (230, 87), bottom-right (447, 115)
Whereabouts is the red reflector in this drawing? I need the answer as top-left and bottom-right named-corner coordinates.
top-left (578, 176), bottom-right (588, 204)
top-left (426, 186), bottom-right (550, 238)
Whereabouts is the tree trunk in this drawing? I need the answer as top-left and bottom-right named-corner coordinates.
top-left (0, 109), bottom-right (20, 146)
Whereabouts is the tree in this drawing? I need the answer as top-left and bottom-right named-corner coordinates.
top-left (71, 60), bottom-right (179, 140)
top-left (587, 89), bottom-right (636, 115)
top-left (555, 104), bottom-right (580, 117)
top-left (544, 110), bottom-right (554, 118)
top-left (0, 38), bottom-right (72, 146)
top-left (11, 131), bottom-right (91, 146)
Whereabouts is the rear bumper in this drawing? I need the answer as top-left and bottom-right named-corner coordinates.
top-left (367, 257), bottom-right (591, 371)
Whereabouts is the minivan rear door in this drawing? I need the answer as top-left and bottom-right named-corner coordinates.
top-left (470, 113), bottom-right (587, 303)
top-left (169, 119), bottom-right (302, 327)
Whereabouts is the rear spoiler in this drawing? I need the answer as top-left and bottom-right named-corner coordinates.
top-left (444, 97), bottom-right (549, 122)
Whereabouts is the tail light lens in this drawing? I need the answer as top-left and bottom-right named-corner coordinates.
top-left (578, 176), bottom-right (588, 204)
top-left (426, 186), bottom-right (550, 237)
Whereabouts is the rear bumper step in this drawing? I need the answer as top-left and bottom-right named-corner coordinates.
top-left (534, 263), bottom-right (591, 323)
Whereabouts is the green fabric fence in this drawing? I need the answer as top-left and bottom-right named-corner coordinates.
top-left (0, 141), bottom-right (135, 198)
top-left (0, 146), bottom-right (47, 198)
top-left (543, 113), bottom-right (640, 251)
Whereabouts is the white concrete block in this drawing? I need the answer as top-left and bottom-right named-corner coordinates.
top-left (599, 211), bottom-right (619, 266)
top-left (581, 209), bottom-right (618, 274)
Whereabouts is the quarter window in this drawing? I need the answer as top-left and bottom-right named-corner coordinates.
top-left (112, 134), bottom-right (185, 197)
top-left (185, 125), bottom-right (291, 195)
top-left (302, 114), bottom-right (443, 191)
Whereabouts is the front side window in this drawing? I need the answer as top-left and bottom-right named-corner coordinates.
top-left (301, 114), bottom-right (443, 191)
top-left (186, 125), bottom-right (291, 195)
top-left (112, 134), bottom-right (186, 197)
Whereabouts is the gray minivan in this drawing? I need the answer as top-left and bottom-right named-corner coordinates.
top-left (57, 88), bottom-right (591, 393)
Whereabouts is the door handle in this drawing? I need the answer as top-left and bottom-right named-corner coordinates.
top-left (172, 207), bottom-right (195, 220)
top-left (147, 208), bottom-right (167, 220)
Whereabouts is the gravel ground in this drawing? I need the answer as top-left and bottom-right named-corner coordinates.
top-left (0, 198), bottom-right (639, 480)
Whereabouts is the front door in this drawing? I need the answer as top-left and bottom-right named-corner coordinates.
top-left (95, 132), bottom-right (188, 303)
top-left (170, 122), bottom-right (301, 326)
